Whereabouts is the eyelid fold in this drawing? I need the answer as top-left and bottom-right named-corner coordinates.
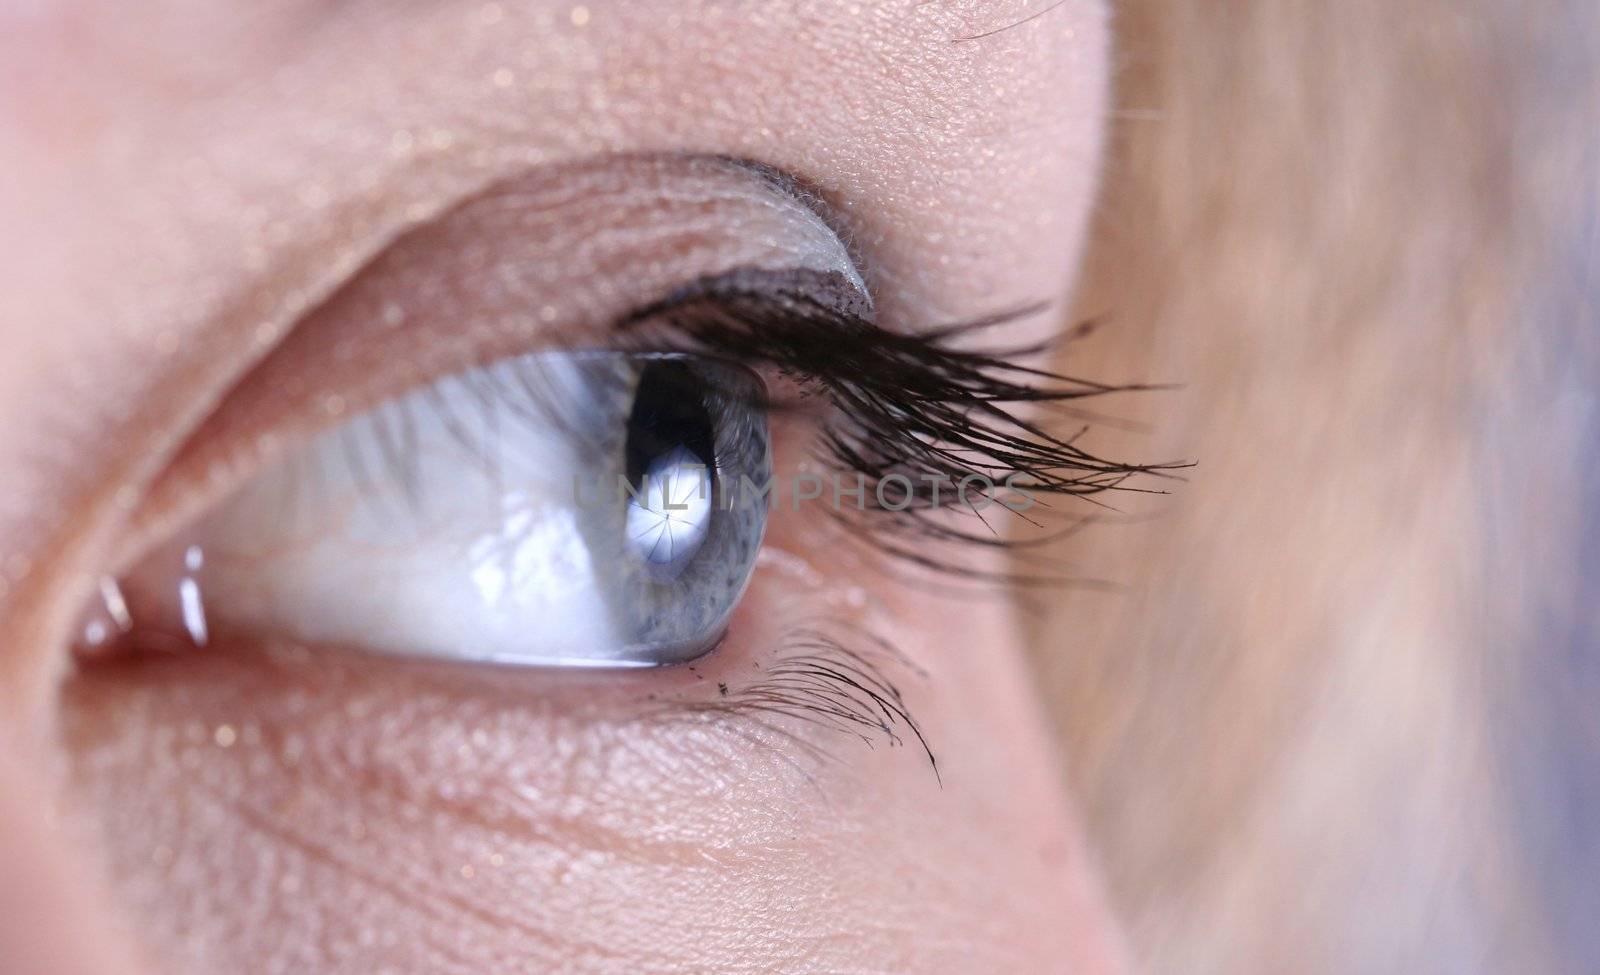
top-left (114, 154), bottom-right (869, 576)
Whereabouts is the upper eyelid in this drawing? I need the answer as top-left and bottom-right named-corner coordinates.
top-left (714, 158), bottom-right (868, 278)
top-left (109, 154), bottom-right (868, 574)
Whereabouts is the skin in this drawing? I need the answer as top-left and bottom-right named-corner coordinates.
top-left (0, 2), bottom-right (1128, 973)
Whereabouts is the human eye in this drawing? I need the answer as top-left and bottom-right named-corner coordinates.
top-left (76, 191), bottom-right (1157, 679)
top-left (88, 350), bottom-right (771, 668)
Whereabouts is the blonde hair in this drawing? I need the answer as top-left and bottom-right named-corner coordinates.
top-left (1034, 2), bottom-right (1600, 971)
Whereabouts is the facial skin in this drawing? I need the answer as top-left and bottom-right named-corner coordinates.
top-left (0, 2), bottom-right (1127, 973)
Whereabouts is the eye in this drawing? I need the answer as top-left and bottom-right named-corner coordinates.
top-left (94, 351), bottom-right (770, 668)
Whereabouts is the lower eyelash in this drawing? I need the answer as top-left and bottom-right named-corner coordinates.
top-left (655, 616), bottom-right (939, 783)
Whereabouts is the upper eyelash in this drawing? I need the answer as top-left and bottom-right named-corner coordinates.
top-left (621, 267), bottom-right (1186, 581)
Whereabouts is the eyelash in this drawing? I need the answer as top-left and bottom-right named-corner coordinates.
top-left (620, 267), bottom-right (1181, 581)
top-left (659, 617), bottom-right (940, 783)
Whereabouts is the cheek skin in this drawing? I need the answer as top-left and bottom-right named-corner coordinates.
top-left (62, 560), bottom-right (1124, 973)
top-left (63, 425), bottom-right (1126, 974)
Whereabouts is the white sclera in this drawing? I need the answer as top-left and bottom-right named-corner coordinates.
top-left (191, 355), bottom-right (640, 667)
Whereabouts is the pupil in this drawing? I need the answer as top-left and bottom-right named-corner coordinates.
top-left (624, 360), bottom-right (718, 486)
top-left (622, 360), bottom-right (719, 580)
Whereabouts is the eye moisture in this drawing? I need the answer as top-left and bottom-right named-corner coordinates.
top-left (87, 352), bottom-right (770, 668)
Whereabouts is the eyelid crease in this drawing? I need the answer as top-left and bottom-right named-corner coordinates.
top-left (712, 157), bottom-right (870, 286)
top-left (110, 154), bottom-right (868, 577)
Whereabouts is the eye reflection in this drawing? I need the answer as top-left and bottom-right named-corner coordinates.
top-left (623, 358), bottom-right (727, 582)
top-left (627, 444), bottom-right (715, 581)
top-left (100, 352), bottom-right (771, 668)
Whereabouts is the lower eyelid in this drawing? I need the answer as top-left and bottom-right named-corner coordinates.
top-left (56, 560), bottom-right (938, 975)
top-left (66, 547), bottom-right (931, 795)
top-left (58, 508), bottom-right (939, 969)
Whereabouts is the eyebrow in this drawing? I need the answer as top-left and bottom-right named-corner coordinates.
top-left (952, 0), bottom-right (1073, 43)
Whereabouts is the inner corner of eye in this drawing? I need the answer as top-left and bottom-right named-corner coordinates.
top-left (74, 351), bottom-right (774, 672)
